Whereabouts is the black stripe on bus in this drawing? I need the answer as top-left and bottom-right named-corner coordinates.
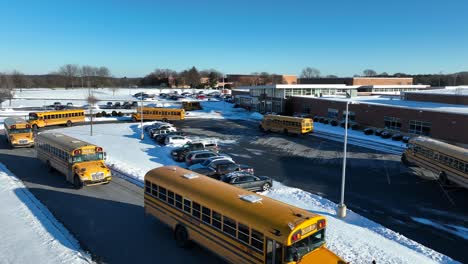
top-left (145, 198), bottom-right (261, 264)
top-left (411, 154), bottom-right (466, 179)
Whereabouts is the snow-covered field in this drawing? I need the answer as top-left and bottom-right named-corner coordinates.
top-left (0, 163), bottom-right (91, 264)
top-left (52, 123), bottom-right (458, 264)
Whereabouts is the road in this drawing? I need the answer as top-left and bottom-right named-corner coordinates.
top-left (0, 133), bottom-right (222, 264)
top-left (177, 119), bottom-right (468, 263)
top-left (0, 119), bottom-right (467, 263)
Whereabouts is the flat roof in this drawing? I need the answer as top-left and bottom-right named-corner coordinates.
top-left (239, 84), bottom-right (429, 90)
top-left (239, 84), bottom-right (354, 90)
top-left (294, 95), bottom-right (468, 115)
top-left (404, 86), bottom-right (468, 96)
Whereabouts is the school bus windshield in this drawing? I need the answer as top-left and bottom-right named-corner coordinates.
top-left (72, 153), bottom-right (104, 163)
top-left (285, 229), bottom-right (325, 262)
top-left (10, 128), bottom-right (32, 134)
top-left (29, 113), bottom-right (39, 120)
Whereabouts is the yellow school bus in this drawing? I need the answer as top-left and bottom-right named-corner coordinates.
top-left (35, 132), bottom-right (112, 188)
top-left (131, 107), bottom-right (185, 122)
top-left (402, 136), bottom-right (468, 189)
top-left (182, 101), bottom-right (202, 111)
top-left (144, 166), bottom-right (346, 264)
top-left (260, 115), bottom-right (313, 135)
top-left (4, 117), bottom-right (34, 148)
top-left (28, 109), bottom-right (85, 130)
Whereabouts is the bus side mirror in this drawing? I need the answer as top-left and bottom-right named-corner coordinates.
top-left (104, 152), bottom-right (107, 160)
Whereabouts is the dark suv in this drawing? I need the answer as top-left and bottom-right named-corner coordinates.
top-left (221, 171), bottom-right (272, 192)
top-left (171, 142), bottom-right (205, 161)
top-left (191, 159), bottom-right (254, 179)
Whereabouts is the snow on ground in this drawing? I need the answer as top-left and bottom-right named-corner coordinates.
top-left (186, 101), bottom-right (264, 120)
top-left (0, 163), bottom-right (91, 264)
top-left (54, 123), bottom-right (458, 264)
top-left (264, 182), bottom-right (455, 264)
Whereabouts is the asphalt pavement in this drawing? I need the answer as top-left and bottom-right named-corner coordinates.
top-left (0, 132), bottom-right (222, 264)
top-left (177, 119), bottom-right (468, 263)
top-left (0, 119), bottom-right (467, 263)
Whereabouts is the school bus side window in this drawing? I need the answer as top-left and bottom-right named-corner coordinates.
top-left (202, 206), bottom-right (211, 224)
top-left (145, 180), bottom-right (151, 193)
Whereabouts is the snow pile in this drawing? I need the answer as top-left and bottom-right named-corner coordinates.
top-left (55, 123), bottom-right (459, 264)
top-left (0, 163), bottom-right (91, 264)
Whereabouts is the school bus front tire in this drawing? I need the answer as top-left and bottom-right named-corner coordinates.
top-left (66, 120), bottom-right (72, 127)
top-left (74, 175), bottom-right (83, 189)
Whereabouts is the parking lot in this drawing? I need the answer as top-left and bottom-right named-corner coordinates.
top-left (172, 118), bottom-right (468, 263)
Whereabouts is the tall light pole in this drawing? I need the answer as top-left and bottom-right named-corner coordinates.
top-left (140, 94), bottom-right (144, 140)
top-left (337, 100), bottom-right (358, 218)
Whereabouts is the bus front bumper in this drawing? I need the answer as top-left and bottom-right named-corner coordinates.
top-left (11, 141), bottom-right (34, 148)
top-left (83, 176), bottom-right (112, 186)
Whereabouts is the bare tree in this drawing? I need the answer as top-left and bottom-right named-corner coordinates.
top-left (10, 70), bottom-right (28, 91)
top-left (58, 64), bottom-right (80, 87)
top-left (0, 72), bottom-right (15, 106)
top-left (86, 89), bottom-right (98, 136)
top-left (300, 67), bottom-right (321, 78)
top-left (110, 87), bottom-right (120, 96)
top-left (362, 69), bottom-right (377, 77)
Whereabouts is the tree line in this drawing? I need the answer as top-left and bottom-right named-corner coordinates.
top-left (0, 64), bottom-right (139, 89)
top-left (300, 67), bottom-right (468, 86)
top-left (139, 66), bottom-right (224, 88)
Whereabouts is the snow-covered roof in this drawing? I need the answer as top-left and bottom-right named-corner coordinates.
top-left (403, 86), bottom-right (468, 96)
top-left (295, 95), bottom-right (468, 115)
top-left (239, 84), bottom-right (355, 90)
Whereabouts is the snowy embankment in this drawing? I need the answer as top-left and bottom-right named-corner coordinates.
top-left (53, 123), bottom-right (458, 264)
top-left (0, 163), bottom-right (91, 264)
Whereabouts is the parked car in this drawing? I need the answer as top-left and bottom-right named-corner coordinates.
top-left (374, 129), bottom-right (384, 136)
top-left (330, 120), bottom-right (338, 126)
top-left (106, 102), bottom-right (113, 108)
top-left (188, 156), bottom-right (233, 171)
top-left (363, 128), bottom-right (374, 135)
top-left (380, 131), bottom-right (393, 139)
top-left (191, 159), bottom-right (254, 179)
top-left (150, 128), bottom-right (177, 138)
top-left (145, 122), bottom-right (173, 133)
top-left (402, 136), bottom-right (411, 143)
top-left (66, 102), bottom-right (73, 108)
top-left (220, 171), bottom-right (273, 192)
top-left (131, 101), bottom-right (138, 107)
top-left (122, 102), bottom-right (132, 109)
top-left (185, 150), bottom-right (222, 166)
top-left (114, 102), bottom-right (121, 108)
top-left (171, 142), bottom-right (206, 161)
top-left (134, 92), bottom-right (149, 98)
top-left (392, 134), bottom-right (403, 141)
top-left (164, 135), bottom-right (190, 145)
top-left (155, 131), bottom-right (185, 144)
top-left (149, 125), bottom-right (176, 136)
top-left (351, 124), bottom-right (359, 130)
top-left (196, 95), bottom-right (206, 100)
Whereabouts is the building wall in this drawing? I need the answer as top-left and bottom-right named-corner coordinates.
top-left (282, 75), bottom-right (298, 84)
top-left (352, 77), bottom-right (413, 86)
top-left (291, 97), bottom-right (468, 145)
top-left (403, 93), bottom-right (468, 105)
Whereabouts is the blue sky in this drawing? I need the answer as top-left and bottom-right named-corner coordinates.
top-left (1, 0), bottom-right (467, 77)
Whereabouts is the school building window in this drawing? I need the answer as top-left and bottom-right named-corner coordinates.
top-left (384, 116), bottom-right (401, 131)
top-left (409, 120), bottom-right (431, 136)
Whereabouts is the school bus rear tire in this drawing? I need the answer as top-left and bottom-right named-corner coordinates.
top-left (174, 225), bottom-right (192, 248)
top-left (66, 120), bottom-right (72, 127)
